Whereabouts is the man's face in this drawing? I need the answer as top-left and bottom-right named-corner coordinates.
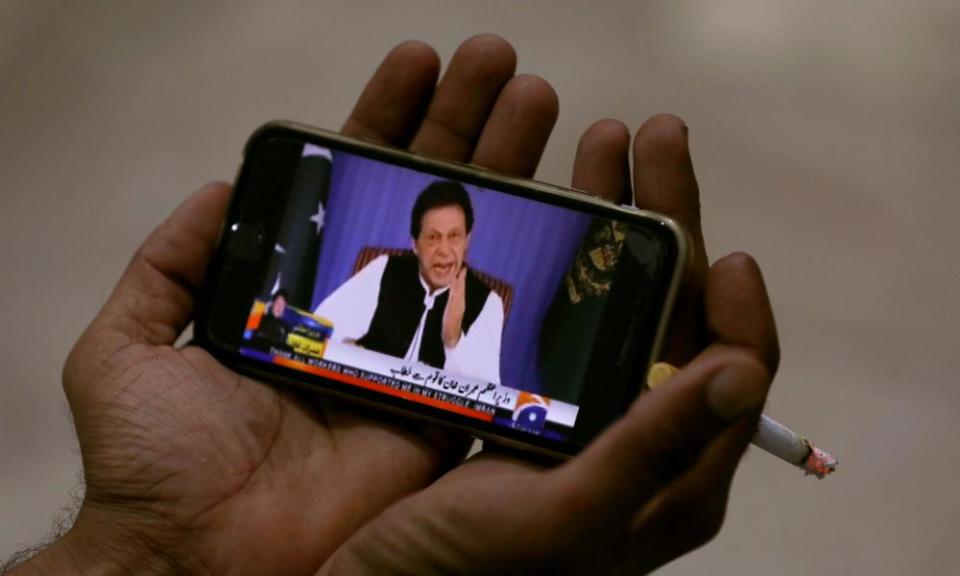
top-left (271, 295), bottom-right (287, 318)
top-left (414, 204), bottom-right (470, 291)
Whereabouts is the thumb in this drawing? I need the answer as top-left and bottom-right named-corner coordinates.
top-left (552, 347), bottom-right (769, 532)
top-left (77, 182), bottom-right (231, 348)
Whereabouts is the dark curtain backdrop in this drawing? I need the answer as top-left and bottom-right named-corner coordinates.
top-left (311, 152), bottom-right (591, 392)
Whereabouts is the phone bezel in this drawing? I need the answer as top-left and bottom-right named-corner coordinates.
top-left (195, 121), bottom-right (691, 459)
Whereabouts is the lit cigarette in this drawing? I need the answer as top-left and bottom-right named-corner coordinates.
top-left (647, 362), bottom-right (838, 479)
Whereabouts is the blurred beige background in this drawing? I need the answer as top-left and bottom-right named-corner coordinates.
top-left (2, 1), bottom-right (958, 574)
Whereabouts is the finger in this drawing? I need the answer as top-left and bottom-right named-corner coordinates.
top-left (611, 417), bottom-right (757, 575)
top-left (632, 113), bottom-right (705, 270)
top-left (342, 40), bottom-right (441, 145)
top-left (571, 119), bottom-right (632, 203)
top-left (78, 182), bottom-right (232, 348)
top-left (469, 74), bottom-right (559, 176)
top-left (706, 252), bottom-right (780, 373)
top-left (633, 114), bottom-right (708, 363)
top-left (607, 255), bottom-right (778, 572)
top-left (436, 447), bottom-right (545, 484)
top-left (408, 34), bottom-right (517, 160)
top-left (554, 347), bottom-right (770, 532)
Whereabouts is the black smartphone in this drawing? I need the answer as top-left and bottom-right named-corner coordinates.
top-left (195, 121), bottom-right (690, 459)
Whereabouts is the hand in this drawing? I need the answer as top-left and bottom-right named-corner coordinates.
top-left (317, 117), bottom-right (780, 575)
top-left (442, 266), bottom-right (468, 348)
top-left (16, 35), bottom-right (560, 575)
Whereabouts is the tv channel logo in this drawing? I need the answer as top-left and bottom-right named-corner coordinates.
top-left (512, 392), bottom-right (549, 434)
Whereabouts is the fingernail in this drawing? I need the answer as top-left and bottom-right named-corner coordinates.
top-left (706, 363), bottom-right (766, 422)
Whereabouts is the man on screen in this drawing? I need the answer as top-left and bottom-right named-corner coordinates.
top-left (314, 180), bottom-right (504, 384)
top-left (255, 290), bottom-right (289, 346)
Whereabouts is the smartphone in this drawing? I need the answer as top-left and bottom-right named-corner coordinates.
top-left (195, 121), bottom-right (690, 459)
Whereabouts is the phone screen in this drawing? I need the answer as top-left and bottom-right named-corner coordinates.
top-left (199, 126), bottom-right (683, 456)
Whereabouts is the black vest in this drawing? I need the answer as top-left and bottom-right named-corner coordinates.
top-left (357, 255), bottom-right (492, 368)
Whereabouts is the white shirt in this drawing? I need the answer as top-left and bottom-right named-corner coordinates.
top-left (314, 255), bottom-right (504, 384)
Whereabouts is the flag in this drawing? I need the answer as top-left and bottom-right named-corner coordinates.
top-left (538, 219), bottom-right (628, 403)
top-left (261, 144), bottom-right (333, 310)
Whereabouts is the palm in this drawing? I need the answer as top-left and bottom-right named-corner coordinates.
top-left (319, 455), bottom-right (554, 575)
top-left (75, 343), bottom-right (441, 573)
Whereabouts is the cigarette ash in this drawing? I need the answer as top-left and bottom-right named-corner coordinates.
top-left (803, 446), bottom-right (838, 479)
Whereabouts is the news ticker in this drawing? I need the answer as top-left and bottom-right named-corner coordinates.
top-left (237, 345), bottom-right (578, 440)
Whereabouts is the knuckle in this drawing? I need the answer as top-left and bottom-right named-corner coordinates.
top-left (719, 349), bottom-right (770, 384)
